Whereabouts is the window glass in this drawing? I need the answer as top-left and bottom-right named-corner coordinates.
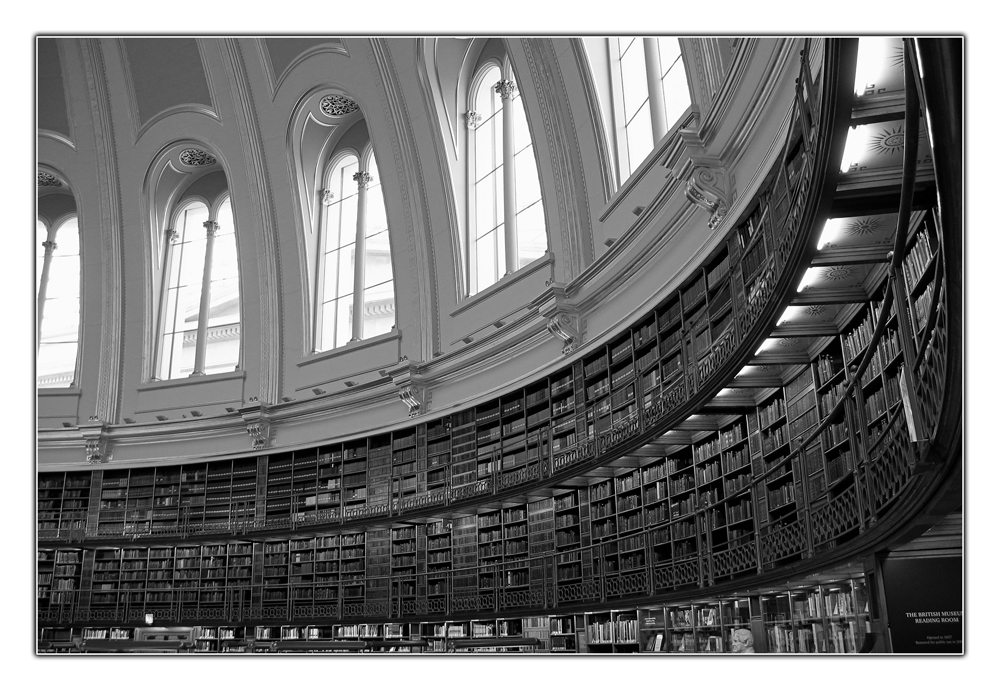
top-left (319, 155), bottom-right (360, 351)
top-left (661, 55), bottom-right (691, 130)
top-left (625, 102), bottom-right (653, 175)
top-left (37, 217), bottom-right (81, 388)
top-left (360, 157), bottom-right (395, 340)
top-left (159, 203), bottom-right (208, 380)
top-left (203, 198), bottom-right (241, 375)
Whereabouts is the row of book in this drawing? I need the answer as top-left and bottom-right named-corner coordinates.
top-left (901, 224), bottom-right (935, 293)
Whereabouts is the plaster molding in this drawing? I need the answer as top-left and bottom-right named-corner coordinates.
top-left (239, 399), bottom-right (272, 450)
top-left (683, 166), bottom-right (732, 230)
top-left (81, 418), bottom-right (110, 464)
top-left (520, 38), bottom-right (595, 282)
top-left (221, 38), bottom-right (283, 404)
top-left (367, 39), bottom-right (440, 359)
top-left (531, 283), bottom-right (584, 355)
top-left (82, 39), bottom-right (126, 424)
top-left (385, 359), bottom-right (428, 417)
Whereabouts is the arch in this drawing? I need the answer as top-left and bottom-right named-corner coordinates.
top-left (463, 42), bottom-right (548, 295)
top-left (289, 87), bottom-right (397, 354)
top-left (36, 205), bottom-right (82, 388)
top-left (143, 141), bottom-right (242, 381)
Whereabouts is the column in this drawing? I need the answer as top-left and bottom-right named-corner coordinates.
top-left (350, 171), bottom-right (371, 342)
top-left (495, 78), bottom-right (518, 275)
top-left (191, 220), bottom-right (218, 376)
top-left (36, 235), bottom-right (58, 349)
top-left (643, 38), bottom-right (668, 142)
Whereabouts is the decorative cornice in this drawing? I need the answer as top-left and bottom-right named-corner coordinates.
top-left (239, 399), bottom-right (272, 451)
top-left (531, 283), bottom-right (584, 355)
top-left (684, 166), bottom-right (731, 229)
top-left (81, 418), bottom-right (110, 464)
top-left (384, 358), bottom-right (427, 418)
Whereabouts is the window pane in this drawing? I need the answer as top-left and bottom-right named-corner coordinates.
top-left (476, 65), bottom-right (502, 118)
top-left (619, 37), bottom-right (648, 122)
top-left (365, 184), bottom-right (388, 238)
top-left (657, 38), bottom-right (681, 76)
top-left (363, 279), bottom-right (395, 339)
top-left (320, 299), bottom-right (338, 352)
top-left (475, 111), bottom-right (500, 182)
top-left (37, 342), bottom-right (78, 387)
top-left (515, 146), bottom-right (542, 213)
top-left (338, 244), bottom-right (356, 298)
top-left (53, 217), bottom-right (80, 256)
top-left (661, 59), bottom-right (691, 130)
top-left (476, 174), bottom-right (499, 239)
top-left (334, 295), bottom-right (353, 349)
top-left (625, 102), bottom-right (653, 176)
top-left (364, 230), bottom-right (393, 289)
top-left (512, 93), bottom-right (531, 154)
top-left (516, 201), bottom-right (546, 268)
top-left (203, 324), bottom-right (240, 375)
top-left (171, 329), bottom-right (197, 379)
top-left (39, 297), bottom-right (80, 343)
top-left (476, 228), bottom-right (497, 293)
top-left (36, 220), bottom-right (46, 292)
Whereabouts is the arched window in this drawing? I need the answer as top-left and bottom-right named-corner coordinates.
top-left (467, 59), bottom-right (547, 296)
top-left (612, 37), bottom-right (691, 181)
top-left (317, 149), bottom-right (396, 351)
top-left (156, 196), bottom-right (241, 380)
top-left (36, 215), bottom-right (80, 388)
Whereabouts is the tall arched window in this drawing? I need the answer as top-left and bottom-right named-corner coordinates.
top-left (613, 37), bottom-right (691, 181)
top-left (156, 196), bottom-right (241, 380)
top-left (317, 149), bottom-right (396, 352)
top-left (36, 216), bottom-right (80, 388)
top-left (468, 59), bottom-right (547, 296)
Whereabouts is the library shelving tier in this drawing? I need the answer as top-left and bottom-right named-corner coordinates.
top-left (36, 40), bottom-right (961, 655)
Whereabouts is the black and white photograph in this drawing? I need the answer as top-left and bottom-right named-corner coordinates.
top-left (23, 9), bottom-right (981, 683)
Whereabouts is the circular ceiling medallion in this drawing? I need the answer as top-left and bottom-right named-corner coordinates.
top-left (805, 305), bottom-right (827, 317)
top-left (869, 126), bottom-right (906, 156)
top-left (37, 171), bottom-right (62, 187)
top-left (847, 217), bottom-right (883, 236)
top-left (319, 94), bottom-right (359, 117)
top-left (179, 148), bottom-right (217, 167)
top-left (825, 266), bottom-right (853, 281)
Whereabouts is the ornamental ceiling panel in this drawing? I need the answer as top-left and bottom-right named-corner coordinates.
top-left (121, 38), bottom-right (214, 129)
top-left (263, 38), bottom-right (346, 86)
top-left (840, 119), bottom-right (932, 174)
top-left (37, 38), bottom-right (71, 141)
top-left (817, 212), bottom-right (899, 251)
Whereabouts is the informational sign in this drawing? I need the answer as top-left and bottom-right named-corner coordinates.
top-left (882, 555), bottom-right (962, 653)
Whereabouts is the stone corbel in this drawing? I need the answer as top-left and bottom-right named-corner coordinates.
top-left (684, 166), bottom-right (731, 230)
top-left (384, 358), bottom-right (428, 418)
top-left (81, 417), bottom-right (110, 464)
top-left (531, 283), bottom-right (584, 355)
top-left (239, 399), bottom-right (272, 451)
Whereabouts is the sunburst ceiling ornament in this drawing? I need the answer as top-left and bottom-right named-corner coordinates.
top-left (319, 94), bottom-right (359, 117)
top-left (869, 126), bottom-right (906, 156)
top-left (805, 305), bottom-right (827, 317)
top-left (825, 266), bottom-right (854, 281)
top-left (37, 171), bottom-right (62, 187)
top-left (847, 217), bottom-right (883, 236)
top-left (179, 148), bottom-right (217, 167)
top-left (778, 338), bottom-right (801, 349)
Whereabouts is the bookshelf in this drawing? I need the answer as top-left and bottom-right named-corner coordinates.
top-left (549, 614), bottom-right (576, 652)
